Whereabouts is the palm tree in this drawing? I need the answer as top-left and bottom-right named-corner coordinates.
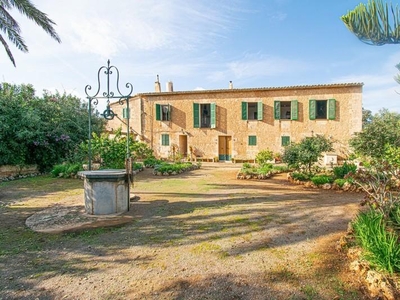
top-left (0, 0), bottom-right (61, 66)
top-left (341, 0), bottom-right (400, 46)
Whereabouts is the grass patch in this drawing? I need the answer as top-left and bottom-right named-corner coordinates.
top-left (191, 241), bottom-right (229, 258)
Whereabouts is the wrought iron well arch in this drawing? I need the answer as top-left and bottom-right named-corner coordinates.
top-left (85, 59), bottom-right (134, 171)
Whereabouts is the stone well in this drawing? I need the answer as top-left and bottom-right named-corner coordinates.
top-left (78, 169), bottom-right (129, 215)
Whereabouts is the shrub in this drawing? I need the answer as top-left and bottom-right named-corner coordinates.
top-left (388, 203), bottom-right (400, 230)
top-left (143, 157), bottom-right (162, 168)
top-left (334, 178), bottom-right (347, 187)
top-left (352, 159), bottom-right (400, 218)
top-left (352, 209), bottom-right (400, 274)
top-left (257, 164), bottom-right (273, 175)
top-left (255, 149), bottom-right (274, 166)
top-left (242, 162), bottom-right (252, 169)
top-left (154, 161), bottom-right (195, 174)
top-left (272, 165), bottom-right (290, 173)
top-left (291, 172), bottom-right (311, 181)
top-left (51, 163), bottom-right (82, 178)
top-left (311, 175), bottom-right (334, 185)
top-left (333, 162), bottom-right (357, 179)
top-left (132, 162), bottom-right (144, 171)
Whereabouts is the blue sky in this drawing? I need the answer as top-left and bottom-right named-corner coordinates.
top-left (1, 0), bottom-right (400, 113)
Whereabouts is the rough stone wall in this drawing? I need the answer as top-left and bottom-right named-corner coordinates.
top-left (108, 84), bottom-right (362, 160)
top-left (0, 165), bottom-right (38, 179)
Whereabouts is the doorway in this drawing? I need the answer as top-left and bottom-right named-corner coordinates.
top-left (218, 136), bottom-right (232, 161)
top-left (179, 135), bottom-right (188, 157)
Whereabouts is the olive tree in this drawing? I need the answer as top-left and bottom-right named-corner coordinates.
top-left (282, 134), bottom-right (333, 174)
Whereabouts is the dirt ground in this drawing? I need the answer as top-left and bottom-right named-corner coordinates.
top-left (0, 163), bottom-right (370, 299)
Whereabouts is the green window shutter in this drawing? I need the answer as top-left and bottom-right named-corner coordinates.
top-left (155, 104), bottom-right (161, 121)
top-left (193, 103), bottom-right (199, 128)
top-left (257, 101), bottom-right (263, 120)
top-left (291, 100), bottom-right (298, 120)
top-left (241, 102), bottom-right (248, 120)
top-left (123, 108), bottom-right (130, 119)
top-left (248, 136), bottom-right (257, 146)
top-left (161, 134), bottom-right (170, 146)
top-left (210, 103), bottom-right (216, 128)
top-left (281, 136), bottom-right (290, 146)
top-left (328, 99), bottom-right (336, 120)
top-left (274, 101), bottom-right (281, 120)
top-left (167, 104), bottom-right (171, 121)
top-left (309, 100), bottom-right (316, 120)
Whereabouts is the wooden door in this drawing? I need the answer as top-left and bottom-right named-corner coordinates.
top-left (218, 136), bottom-right (232, 161)
top-left (179, 135), bottom-right (188, 156)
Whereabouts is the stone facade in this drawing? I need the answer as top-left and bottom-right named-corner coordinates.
top-left (107, 82), bottom-right (363, 162)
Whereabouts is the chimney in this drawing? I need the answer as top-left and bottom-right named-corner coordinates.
top-left (229, 81), bottom-right (233, 89)
top-left (155, 75), bottom-right (161, 92)
top-left (166, 81), bottom-right (173, 92)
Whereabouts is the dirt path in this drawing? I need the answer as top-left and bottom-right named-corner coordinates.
top-left (0, 164), bottom-right (367, 299)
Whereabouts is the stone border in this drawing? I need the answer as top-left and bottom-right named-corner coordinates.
top-left (337, 230), bottom-right (400, 300)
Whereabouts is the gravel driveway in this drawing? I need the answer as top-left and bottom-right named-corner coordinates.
top-left (0, 163), bottom-right (367, 299)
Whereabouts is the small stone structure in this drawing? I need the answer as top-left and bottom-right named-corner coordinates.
top-left (79, 170), bottom-right (129, 215)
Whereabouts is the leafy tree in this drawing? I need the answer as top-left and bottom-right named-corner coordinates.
top-left (362, 107), bottom-right (373, 127)
top-left (341, 0), bottom-right (400, 46)
top-left (350, 109), bottom-right (400, 159)
top-left (0, 0), bottom-right (61, 66)
top-left (282, 134), bottom-right (333, 174)
top-left (0, 82), bottom-right (105, 171)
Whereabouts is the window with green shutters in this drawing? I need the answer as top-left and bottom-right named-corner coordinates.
top-left (274, 100), bottom-right (298, 120)
top-left (327, 99), bottom-right (336, 120)
top-left (241, 101), bottom-right (263, 120)
top-left (155, 104), bottom-right (171, 121)
top-left (193, 103), bottom-right (216, 128)
top-left (161, 134), bottom-right (170, 146)
top-left (248, 135), bottom-right (257, 146)
top-left (123, 108), bottom-right (130, 119)
top-left (309, 99), bottom-right (336, 120)
top-left (281, 136), bottom-right (290, 146)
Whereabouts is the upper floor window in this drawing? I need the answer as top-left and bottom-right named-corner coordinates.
top-left (155, 104), bottom-right (171, 121)
top-left (309, 99), bottom-right (336, 120)
top-left (274, 100), bottom-right (298, 120)
top-left (242, 101), bottom-right (263, 120)
top-left (193, 103), bottom-right (216, 128)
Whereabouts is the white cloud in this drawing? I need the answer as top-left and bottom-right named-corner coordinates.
top-left (206, 52), bottom-right (309, 81)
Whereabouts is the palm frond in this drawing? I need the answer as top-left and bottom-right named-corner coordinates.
top-left (9, 0), bottom-right (61, 43)
top-left (0, 33), bottom-right (16, 66)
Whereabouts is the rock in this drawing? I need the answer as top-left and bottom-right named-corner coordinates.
top-left (322, 183), bottom-right (332, 190)
top-left (342, 182), bottom-right (352, 191)
top-left (365, 270), bottom-right (396, 300)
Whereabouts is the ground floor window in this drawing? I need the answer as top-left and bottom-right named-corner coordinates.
top-left (248, 135), bottom-right (257, 146)
top-left (161, 134), bottom-right (170, 146)
top-left (281, 136), bottom-right (290, 146)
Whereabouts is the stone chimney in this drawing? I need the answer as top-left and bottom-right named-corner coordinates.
top-left (155, 75), bottom-right (161, 92)
top-left (229, 81), bottom-right (233, 89)
top-left (166, 81), bottom-right (173, 92)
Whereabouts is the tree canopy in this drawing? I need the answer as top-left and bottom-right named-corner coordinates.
top-left (350, 109), bottom-right (400, 159)
top-left (0, 0), bottom-right (61, 66)
top-left (0, 83), bottom-right (105, 171)
top-left (282, 134), bottom-right (333, 174)
top-left (341, 0), bottom-right (400, 46)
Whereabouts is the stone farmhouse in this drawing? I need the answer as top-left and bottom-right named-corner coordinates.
top-left (106, 79), bottom-right (363, 163)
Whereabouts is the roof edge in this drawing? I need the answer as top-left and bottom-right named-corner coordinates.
top-left (133, 82), bottom-right (364, 97)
